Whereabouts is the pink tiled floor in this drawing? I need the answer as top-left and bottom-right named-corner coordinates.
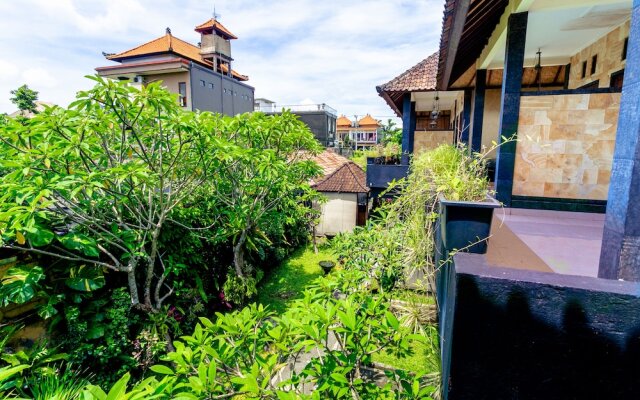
top-left (488, 208), bottom-right (605, 278)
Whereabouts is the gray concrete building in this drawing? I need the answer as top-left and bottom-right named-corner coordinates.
top-left (96, 18), bottom-right (254, 116)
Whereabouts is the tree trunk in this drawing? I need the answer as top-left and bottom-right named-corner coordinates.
top-left (127, 259), bottom-right (140, 306)
top-left (144, 228), bottom-right (161, 309)
top-left (233, 230), bottom-right (248, 278)
top-left (312, 224), bottom-right (318, 254)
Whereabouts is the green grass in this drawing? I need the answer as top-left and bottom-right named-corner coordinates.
top-left (390, 289), bottom-right (436, 305)
top-left (372, 326), bottom-right (440, 373)
top-left (256, 243), bottom-right (439, 374)
top-left (256, 244), bottom-right (337, 315)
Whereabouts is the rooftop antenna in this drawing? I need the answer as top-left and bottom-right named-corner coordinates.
top-left (213, 4), bottom-right (221, 20)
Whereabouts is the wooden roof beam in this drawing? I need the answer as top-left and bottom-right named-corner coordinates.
top-left (477, 0), bottom-right (535, 69)
top-left (440, 0), bottom-right (472, 90)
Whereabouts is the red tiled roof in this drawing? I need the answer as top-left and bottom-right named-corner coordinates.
top-left (105, 32), bottom-right (248, 81)
top-left (376, 52), bottom-right (439, 117)
top-left (307, 150), bottom-right (368, 193)
top-left (378, 52), bottom-right (439, 93)
top-left (194, 18), bottom-right (238, 39)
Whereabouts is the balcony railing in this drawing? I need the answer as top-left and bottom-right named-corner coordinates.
top-left (366, 157), bottom-right (409, 191)
top-left (254, 103), bottom-right (337, 116)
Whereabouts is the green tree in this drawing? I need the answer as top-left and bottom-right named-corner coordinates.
top-left (207, 111), bottom-right (321, 300)
top-left (0, 76), bottom-right (223, 312)
top-left (9, 84), bottom-right (39, 116)
top-left (380, 118), bottom-right (402, 146)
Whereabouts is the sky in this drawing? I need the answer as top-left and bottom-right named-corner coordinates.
top-left (0, 0), bottom-right (443, 122)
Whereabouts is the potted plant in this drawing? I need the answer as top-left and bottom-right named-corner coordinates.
top-left (426, 144), bottom-right (501, 254)
top-left (438, 194), bottom-right (499, 254)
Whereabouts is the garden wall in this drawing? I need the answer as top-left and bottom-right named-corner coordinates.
top-left (442, 253), bottom-right (640, 400)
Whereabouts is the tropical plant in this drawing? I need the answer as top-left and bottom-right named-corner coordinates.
top-left (205, 111), bottom-right (321, 299)
top-left (0, 76), bottom-right (225, 312)
top-left (59, 287), bottom-right (139, 386)
top-left (380, 118), bottom-right (402, 146)
top-left (88, 274), bottom-right (436, 399)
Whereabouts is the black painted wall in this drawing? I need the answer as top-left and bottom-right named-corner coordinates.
top-left (189, 63), bottom-right (254, 116)
top-left (294, 111), bottom-right (336, 147)
top-left (444, 254), bottom-right (640, 400)
top-left (265, 110), bottom-right (336, 147)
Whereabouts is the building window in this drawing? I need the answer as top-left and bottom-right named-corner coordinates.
top-left (199, 80), bottom-right (205, 87)
top-left (591, 55), bottom-right (598, 75)
top-left (581, 61), bottom-right (587, 79)
top-left (208, 83), bottom-right (214, 89)
top-left (178, 82), bottom-right (187, 107)
top-left (623, 37), bottom-right (629, 61)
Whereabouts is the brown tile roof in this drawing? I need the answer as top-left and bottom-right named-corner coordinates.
top-left (376, 52), bottom-right (439, 117)
top-left (357, 114), bottom-right (380, 127)
top-left (378, 52), bottom-right (439, 93)
top-left (194, 18), bottom-right (238, 39)
top-left (106, 32), bottom-right (248, 81)
top-left (307, 150), bottom-right (369, 193)
top-left (337, 115), bottom-right (352, 128)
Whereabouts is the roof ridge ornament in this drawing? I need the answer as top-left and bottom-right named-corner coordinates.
top-left (166, 27), bottom-right (172, 51)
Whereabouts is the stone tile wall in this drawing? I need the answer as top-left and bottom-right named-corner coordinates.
top-left (413, 130), bottom-right (454, 154)
top-left (513, 93), bottom-right (620, 200)
top-left (569, 20), bottom-right (629, 89)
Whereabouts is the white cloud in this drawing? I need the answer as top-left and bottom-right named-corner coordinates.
top-left (0, 60), bottom-right (19, 81)
top-left (22, 68), bottom-right (58, 89)
top-left (0, 0), bottom-right (444, 120)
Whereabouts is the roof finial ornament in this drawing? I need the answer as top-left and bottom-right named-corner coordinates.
top-left (213, 4), bottom-right (221, 21)
top-left (166, 27), bottom-right (171, 35)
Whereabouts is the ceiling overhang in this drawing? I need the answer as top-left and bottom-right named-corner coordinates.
top-left (438, 0), bottom-right (631, 89)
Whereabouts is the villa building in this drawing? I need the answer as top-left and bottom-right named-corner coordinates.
top-left (96, 18), bottom-right (254, 116)
top-left (336, 114), bottom-right (381, 150)
top-left (397, 0), bottom-right (640, 398)
top-left (369, 53), bottom-right (466, 197)
top-left (307, 150), bottom-right (369, 235)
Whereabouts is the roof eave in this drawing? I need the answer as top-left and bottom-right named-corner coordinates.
top-left (437, 0), bottom-right (472, 90)
top-left (377, 86), bottom-right (403, 118)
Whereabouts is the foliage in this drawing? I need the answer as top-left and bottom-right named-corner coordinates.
top-left (9, 84), bottom-right (39, 115)
top-left (0, 76), bottom-right (321, 313)
top-left (222, 272), bottom-right (259, 305)
top-left (256, 244), bottom-right (336, 314)
top-left (82, 275), bottom-right (436, 399)
top-left (332, 222), bottom-right (405, 292)
top-left (59, 287), bottom-right (139, 386)
top-left (19, 368), bottom-right (89, 400)
top-left (380, 118), bottom-right (402, 146)
top-left (338, 143), bottom-right (495, 294)
top-left (351, 143), bottom-right (401, 170)
top-left (0, 263), bottom-right (46, 307)
top-left (205, 110), bottom-right (321, 301)
top-left (0, 335), bottom-right (70, 397)
top-left (414, 143), bottom-right (491, 202)
top-left (0, 76), bottom-right (227, 312)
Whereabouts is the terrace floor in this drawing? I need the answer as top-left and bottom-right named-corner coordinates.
top-left (485, 208), bottom-right (605, 278)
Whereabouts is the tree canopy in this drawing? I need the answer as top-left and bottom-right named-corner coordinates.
top-left (10, 84), bottom-right (39, 115)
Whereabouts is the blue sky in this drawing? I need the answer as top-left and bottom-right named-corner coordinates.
top-left (0, 0), bottom-right (443, 121)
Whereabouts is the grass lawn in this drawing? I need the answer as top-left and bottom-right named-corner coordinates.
top-left (256, 244), bottom-right (336, 315)
top-left (372, 327), bottom-right (440, 373)
top-left (256, 243), bottom-right (439, 374)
